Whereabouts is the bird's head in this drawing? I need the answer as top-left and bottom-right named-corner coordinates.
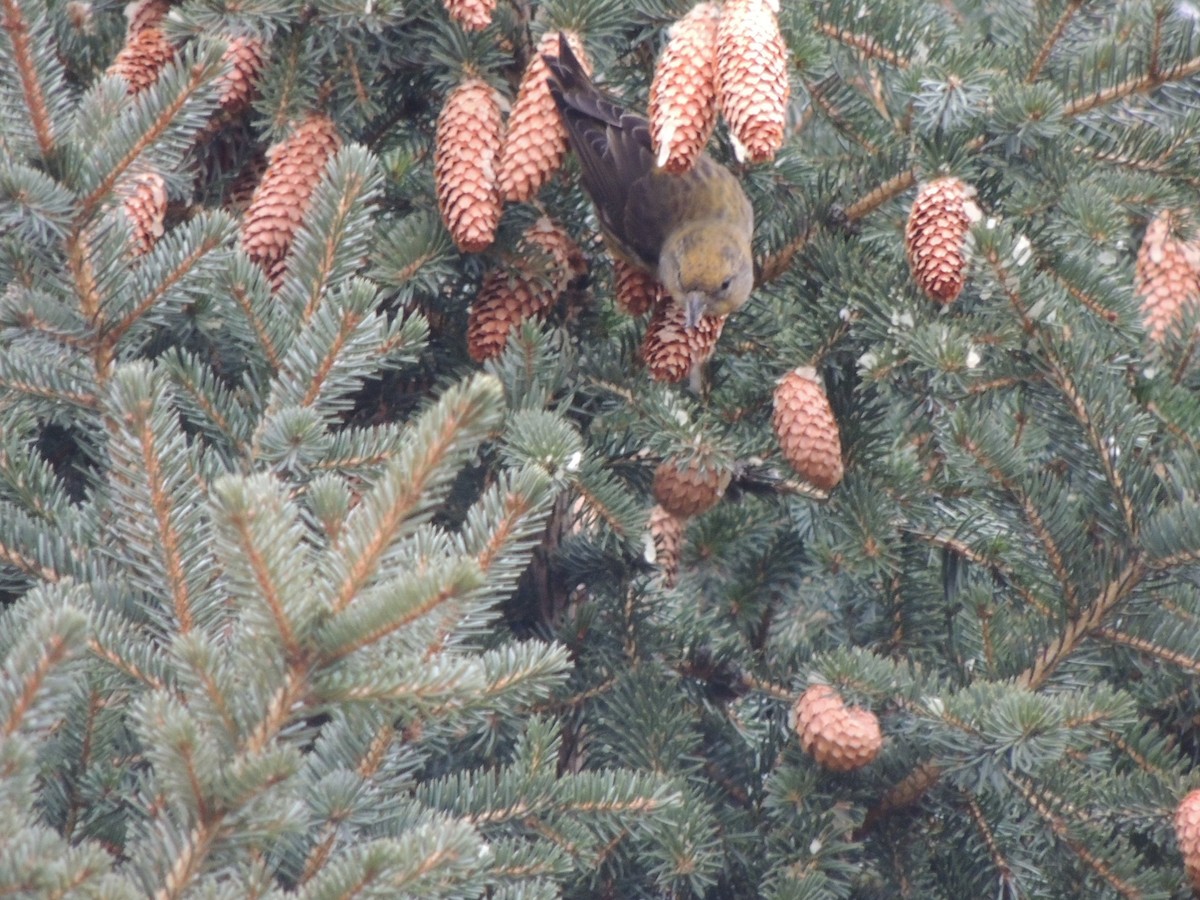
top-left (658, 223), bottom-right (754, 329)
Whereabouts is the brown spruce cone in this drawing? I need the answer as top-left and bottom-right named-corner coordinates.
top-left (793, 684), bottom-right (883, 772)
top-left (772, 366), bottom-right (843, 492)
top-left (124, 0), bottom-right (169, 35)
top-left (216, 35), bottom-right (265, 116)
top-left (716, 0), bottom-right (790, 164)
top-left (648, 504), bottom-right (684, 587)
top-left (905, 176), bottom-right (980, 304)
top-left (121, 171), bottom-right (168, 257)
top-left (240, 114), bottom-right (341, 288)
top-left (442, 0), bottom-right (495, 31)
top-left (649, 3), bottom-right (721, 174)
top-left (499, 31), bottom-right (590, 203)
top-left (466, 218), bottom-right (580, 361)
top-left (107, 26), bottom-right (175, 95)
top-left (436, 78), bottom-right (503, 253)
top-left (652, 455), bottom-right (731, 519)
top-left (1135, 209), bottom-right (1200, 343)
top-left (613, 258), bottom-right (662, 316)
top-left (642, 299), bottom-right (727, 383)
top-left (1176, 788), bottom-right (1200, 890)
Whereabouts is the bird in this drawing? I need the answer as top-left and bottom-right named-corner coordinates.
top-left (543, 34), bottom-right (754, 329)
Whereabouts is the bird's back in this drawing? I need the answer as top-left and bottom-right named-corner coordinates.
top-left (543, 36), bottom-right (750, 271)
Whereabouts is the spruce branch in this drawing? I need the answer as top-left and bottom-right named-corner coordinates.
top-left (1017, 556), bottom-right (1146, 691)
top-left (1008, 772), bottom-right (1144, 899)
top-left (1093, 626), bottom-right (1200, 676)
top-left (1025, 0), bottom-right (1085, 84)
top-left (0, 0), bottom-right (57, 157)
top-left (814, 19), bottom-right (909, 70)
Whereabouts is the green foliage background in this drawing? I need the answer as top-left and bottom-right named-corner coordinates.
top-left (3, 0), bottom-right (1200, 897)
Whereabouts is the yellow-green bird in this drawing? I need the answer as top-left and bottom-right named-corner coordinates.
top-left (544, 34), bottom-right (754, 329)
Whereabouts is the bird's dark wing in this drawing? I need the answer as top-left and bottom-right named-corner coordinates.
top-left (543, 34), bottom-right (667, 268)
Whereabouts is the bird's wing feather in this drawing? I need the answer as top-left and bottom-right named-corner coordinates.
top-left (544, 36), bottom-right (668, 268)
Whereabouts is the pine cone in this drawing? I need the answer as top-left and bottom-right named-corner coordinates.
top-left (121, 171), bottom-right (167, 257)
top-left (1176, 788), bottom-right (1200, 890)
top-left (499, 31), bottom-right (589, 203)
top-left (442, 0), bottom-right (495, 31)
top-left (1135, 209), bottom-right (1200, 343)
top-left (216, 35), bottom-right (264, 116)
top-left (649, 3), bottom-right (721, 173)
top-left (107, 25), bottom-right (175, 95)
top-left (652, 455), bottom-right (731, 519)
top-left (436, 78), bottom-right (503, 253)
top-left (793, 684), bottom-right (882, 772)
top-left (613, 258), bottom-right (662, 316)
top-left (124, 0), bottom-right (169, 35)
top-left (716, 0), bottom-right (790, 164)
top-left (648, 504), bottom-right (684, 587)
top-left (772, 366), bottom-right (843, 492)
top-left (905, 176), bottom-right (980, 304)
top-left (466, 218), bottom-right (579, 361)
top-left (240, 114), bottom-right (341, 288)
top-left (642, 299), bottom-right (727, 383)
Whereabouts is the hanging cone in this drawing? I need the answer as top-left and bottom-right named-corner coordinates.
top-left (442, 0), bottom-right (495, 31)
top-left (107, 25), bottom-right (175, 95)
top-left (216, 35), bottom-right (265, 116)
top-left (905, 176), bottom-right (980, 304)
top-left (772, 366), bottom-right (843, 492)
top-left (652, 455), bottom-right (731, 519)
top-left (120, 171), bottom-right (167, 257)
top-left (240, 114), bottom-right (341, 288)
top-left (642, 298), bottom-right (726, 383)
top-left (793, 684), bottom-right (882, 772)
top-left (466, 218), bottom-right (580, 361)
top-left (716, 0), bottom-right (790, 164)
top-left (435, 77), bottom-right (503, 253)
top-left (613, 258), bottom-right (662, 316)
top-left (499, 31), bottom-right (590, 203)
top-left (124, 0), bottom-right (169, 35)
top-left (1175, 789), bottom-right (1200, 890)
top-left (648, 504), bottom-right (684, 587)
top-left (1135, 209), bottom-right (1200, 342)
top-left (648, 3), bottom-right (721, 174)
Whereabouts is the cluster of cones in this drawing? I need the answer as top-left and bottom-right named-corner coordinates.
top-left (905, 175), bottom-right (1200, 344)
top-left (648, 366), bottom-right (843, 587)
top-left (434, 0), bottom-right (790, 370)
top-left (103, 0), bottom-right (267, 264)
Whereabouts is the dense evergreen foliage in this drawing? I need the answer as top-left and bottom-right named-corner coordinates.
top-left (3, 0), bottom-right (1200, 896)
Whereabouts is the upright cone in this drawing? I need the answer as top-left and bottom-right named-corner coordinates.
top-left (772, 367), bottom-right (843, 492)
top-left (649, 4), bottom-right (721, 174)
top-left (499, 31), bottom-right (590, 203)
top-left (716, 0), bottom-right (790, 164)
top-left (436, 78), bottom-right (503, 253)
top-left (240, 114), bottom-right (341, 287)
top-left (1135, 209), bottom-right (1200, 342)
top-left (905, 176), bottom-right (979, 304)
